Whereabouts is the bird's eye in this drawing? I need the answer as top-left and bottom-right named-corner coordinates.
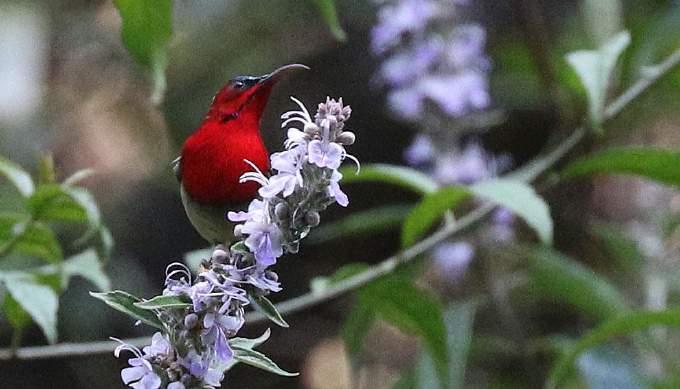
top-left (233, 81), bottom-right (245, 89)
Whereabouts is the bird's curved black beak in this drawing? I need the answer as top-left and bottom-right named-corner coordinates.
top-left (258, 64), bottom-right (310, 85)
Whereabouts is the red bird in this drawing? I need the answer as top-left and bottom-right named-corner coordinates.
top-left (173, 64), bottom-right (309, 244)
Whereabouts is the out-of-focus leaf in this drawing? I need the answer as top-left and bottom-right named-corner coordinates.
top-left (445, 301), bottom-right (477, 389)
top-left (0, 155), bottom-right (34, 197)
top-left (183, 248), bottom-right (211, 271)
top-left (135, 295), bottom-right (191, 310)
top-left (3, 275), bottom-right (59, 344)
top-left (0, 217), bottom-right (63, 263)
top-left (95, 225), bottom-right (115, 261)
top-left (39, 249), bottom-right (110, 291)
top-left (27, 185), bottom-right (88, 223)
top-left (470, 179), bottom-right (553, 244)
top-left (401, 187), bottom-right (469, 247)
top-left (393, 370), bottom-right (417, 389)
top-left (64, 187), bottom-right (101, 230)
top-left (308, 204), bottom-right (412, 244)
top-left (232, 346), bottom-right (298, 376)
top-left (2, 292), bottom-right (31, 332)
top-left (62, 168), bottom-right (95, 186)
top-left (565, 31), bottom-right (630, 128)
top-left (576, 345), bottom-right (647, 389)
top-left (248, 294), bottom-right (289, 328)
top-left (528, 247), bottom-right (627, 321)
top-left (310, 0), bottom-right (346, 41)
top-left (113, 0), bottom-right (172, 104)
top-left (563, 147), bottom-right (680, 189)
top-left (547, 309), bottom-right (680, 389)
top-left (362, 276), bottom-right (448, 388)
top-left (230, 328), bottom-right (271, 350)
top-left (341, 297), bottom-right (376, 357)
top-left (591, 223), bottom-right (643, 274)
top-left (341, 164), bottom-right (439, 195)
top-left (90, 290), bottom-right (164, 330)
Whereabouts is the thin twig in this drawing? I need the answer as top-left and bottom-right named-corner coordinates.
top-left (1, 47), bottom-right (678, 362)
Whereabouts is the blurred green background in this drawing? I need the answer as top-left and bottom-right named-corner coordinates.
top-left (0, 0), bottom-right (680, 388)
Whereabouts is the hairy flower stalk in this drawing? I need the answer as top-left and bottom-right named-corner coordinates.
top-left (112, 97), bottom-right (357, 389)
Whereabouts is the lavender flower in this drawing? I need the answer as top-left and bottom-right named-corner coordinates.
top-left (432, 241), bottom-right (475, 282)
top-left (109, 97), bottom-right (357, 388)
top-left (372, 0), bottom-right (491, 120)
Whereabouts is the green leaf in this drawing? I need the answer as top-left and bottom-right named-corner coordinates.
top-left (232, 346), bottom-right (299, 376)
top-left (113, 0), bottom-right (172, 104)
top-left (62, 168), bottom-right (95, 187)
top-left (528, 247), bottom-right (627, 321)
top-left (90, 290), bottom-right (164, 330)
top-left (445, 302), bottom-right (477, 389)
top-left (470, 179), bottom-right (553, 244)
top-left (230, 328), bottom-right (271, 350)
top-left (547, 309), bottom-right (680, 388)
top-left (0, 155), bottom-right (34, 197)
top-left (28, 184), bottom-right (88, 223)
top-left (362, 277), bottom-right (448, 388)
top-left (308, 204), bottom-right (412, 244)
top-left (134, 295), bottom-right (191, 310)
top-left (3, 275), bottom-right (59, 344)
top-left (565, 31), bottom-right (630, 128)
top-left (563, 147), bottom-right (680, 189)
top-left (183, 248), bottom-right (211, 271)
top-left (401, 186), bottom-right (469, 247)
top-left (591, 223), bottom-right (643, 275)
top-left (248, 294), bottom-right (289, 328)
top-left (2, 292), bottom-right (31, 332)
top-left (341, 297), bottom-right (376, 357)
top-left (39, 249), bottom-right (111, 291)
top-left (310, 0), bottom-right (346, 41)
top-left (0, 218), bottom-right (63, 263)
top-left (341, 164), bottom-right (439, 195)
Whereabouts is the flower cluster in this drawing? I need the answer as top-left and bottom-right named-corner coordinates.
top-left (228, 96), bottom-right (358, 266)
top-left (112, 97), bottom-right (357, 389)
top-left (371, 0), bottom-right (491, 120)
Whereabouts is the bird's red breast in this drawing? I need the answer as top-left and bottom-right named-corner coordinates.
top-left (180, 82), bottom-right (274, 205)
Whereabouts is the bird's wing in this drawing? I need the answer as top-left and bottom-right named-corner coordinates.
top-left (171, 156), bottom-right (182, 182)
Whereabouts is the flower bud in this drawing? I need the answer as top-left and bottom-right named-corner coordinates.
top-left (266, 270), bottom-right (279, 282)
top-left (287, 241), bottom-right (300, 254)
top-left (304, 122), bottom-right (319, 136)
top-left (234, 224), bottom-right (243, 238)
top-left (336, 131), bottom-right (355, 145)
top-left (305, 211), bottom-right (321, 227)
top-left (184, 313), bottom-right (199, 329)
top-left (212, 247), bottom-right (229, 263)
top-left (275, 203), bottom-right (289, 220)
